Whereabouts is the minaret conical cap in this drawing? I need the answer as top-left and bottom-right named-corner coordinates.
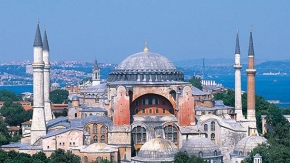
top-left (43, 28), bottom-right (50, 52)
top-left (248, 27), bottom-right (254, 56)
top-left (235, 29), bottom-right (240, 54)
top-left (33, 21), bottom-right (43, 47)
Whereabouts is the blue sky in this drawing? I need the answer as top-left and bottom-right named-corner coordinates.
top-left (1, 1), bottom-right (290, 63)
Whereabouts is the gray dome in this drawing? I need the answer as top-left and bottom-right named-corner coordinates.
top-left (181, 137), bottom-right (222, 158)
top-left (71, 95), bottom-right (79, 101)
top-left (133, 138), bottom-right (178, 162)
top-left (233, 136), bottom-right (267, 156)
top-left (108, 51), bottom-right (184, 82)
top-left (117, 51), bottom-right (176, 70)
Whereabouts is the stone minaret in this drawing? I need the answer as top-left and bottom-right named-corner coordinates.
top-left (234, 30), bottom-right (244, 121)
top-left (92, 59), bottom-right (100, 86)
top-left (246, 27), bottom-right (257, 125)
top-left (43, 28), bottom-right (53, 122)
top-left (31, 22), bottom-right (46, 145)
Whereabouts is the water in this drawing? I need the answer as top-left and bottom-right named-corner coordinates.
top-left (0, 75), bottom-right (289, 108)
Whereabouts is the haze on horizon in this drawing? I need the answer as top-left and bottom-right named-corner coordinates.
top-left (0, 1), bottom-right (290, 64)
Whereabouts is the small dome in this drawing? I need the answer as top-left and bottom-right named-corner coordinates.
top-left (133, 138), bottom-right (178, 162)
top-left (233, 136), bottom-right (267, 156)
top-left (181, 137), bottom-right (221, 158)
top-left (117, 51), bottom-right (176, 70)
top-left (51, 82), bottom-right (60, 88)
top-left (71, 95), bottom-right (79, 101)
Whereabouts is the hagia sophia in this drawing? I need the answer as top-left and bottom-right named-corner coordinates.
top-left (1, 23), bottom-right (267, 163)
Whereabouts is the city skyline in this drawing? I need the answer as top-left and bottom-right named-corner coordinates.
top-left (1, 1), bottom-right (290, 63)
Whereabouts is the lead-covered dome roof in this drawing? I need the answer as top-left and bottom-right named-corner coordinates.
top-left (108, 50), bottom-right (184, 83)
top-left (133, 137), bottom-right (178, 162)
top-left (233, 135), bottom-right (267, 156)
top-left (117, 52), bottom-right (176, 70)
top-left (181, 137), bottom-right (222, 158)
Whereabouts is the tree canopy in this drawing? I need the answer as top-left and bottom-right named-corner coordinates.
top-left (174, 151), bottom-right (207, 163)
top-left (50, 89), bottom-right (69, 104)
top-left (188, 76), bottom-right (202, 90)
top-left (0, 90), bottom-right (22, 101)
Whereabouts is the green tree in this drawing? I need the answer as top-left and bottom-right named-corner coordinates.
top-left (0, 119), bottom-right (11, 145)
top-left (174, 151), bottom-right (189, 163)
top-left (50, 149), bottom-right (80, 163)
top-left (32, 151), bottom-right (49, 163)
top-left (187, 155), bottom-right (207, 163)
top-left (188, 76), bottom-right (202, 90)
top-left (0, 90), bottom-right (22, 101)
top-left (50, 89), bottom-right (69, 104)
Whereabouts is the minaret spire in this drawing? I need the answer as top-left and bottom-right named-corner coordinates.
top-left (92, 59), bottom-right (101, 86)
top-left (234, 29), bottom-right (243, 121)
top-left (248, 27), bottom-right (254, 56)
top-left (43, 28), bottom-right (53, 122)
top-left (33, 20), bottom-right (43, 47)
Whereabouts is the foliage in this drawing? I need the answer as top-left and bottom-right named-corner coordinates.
top-left (50, 89), bottom-right (69, 104)
top-left (188, 76), bottom-right (202, 90)
top-left (174, 151), bottom-right (207, 163)
top-left (0, 100), bottom-right (32, 126)
top-left (49, 149), bottom-right (80, 163)
top-left (79, 77), bottom-right (92, 85)
top-left (0, 119), bottom-right (11, 145)
top-left (0, 90), bottom-right (22, 101)
top-left (187, 155), bottom-right (208, 163)
top-left (0, 150), bottom-right (51, 163)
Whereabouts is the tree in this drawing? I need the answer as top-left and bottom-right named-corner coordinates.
top-left (174, 151), bottom-right (189, 163)
top-left (187, 155), bottom-right (207, 163)
top-left (188, 76), bottom-right (202, 90)
top-left (0, 119), bottom-right (11, 145)
top-left (50, 149), bottom-right (80, 163)
top-left (0, 90), bottom-right (22, 101)
top-left (50, 89), bottom-right (69, 104)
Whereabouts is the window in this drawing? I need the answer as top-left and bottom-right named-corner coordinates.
top-left (211, 121), bottom-right (215, 131)
top-left (84, 156), bottom-right (88, 163)
top-left (97, 157), bottom-right (102, 163)
top-left (145, 99), bottom-right (149, 105)
top-left (163, 108), bottom-right (166, 114)
top-left (93, 135), bottom-right (98, 142)
top-left (214, 150), bottom-right (217, 156)
top-left (205, 133), bottom-right (208, 138)
top-left (100, 135), bottom-right (105, 143)
top-left (211, 133), bottom-right (215, 141)
top-left (204, 124), bottom-right (208, 131)
top-left (199, 151), bottom-right (203, 157)
top-left (93, 124), bottom-right (98, 134)
top-left (149, 108), bottom-right (152, 114)
top-left (142, 99), bottom-right (145, 105)
top-left (164, 125), bottom-right (178, 143)
top-left (101, 126), bottom-right (106, 134)
top-left (152, 98), bottom-right (156, 105)
top-left (86, 126), bottom-right (90, 134)
top-left (156, 108), bottom-right (159, 114)
top-left (75, 113), bottom-right (77, 117)
top-left (135, 108), bottom-right (138, 114)
top-left (142, 109), bottom-right (145, 114)
top-left (47, 146), bottom-right (49, 149)
top-left (132, 126), bottom-right (146, 144)
top-left (135, 100), bottom-right (139, 106)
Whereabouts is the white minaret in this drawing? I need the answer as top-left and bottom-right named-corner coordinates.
top-left (234, 30), bottom-right (244, 121)
top-left (43, 28), bottom-right (53, 122)
top-left (30, 22), bottom-right (46, 145)
top-left (92, 59), bottom-right (100, 86)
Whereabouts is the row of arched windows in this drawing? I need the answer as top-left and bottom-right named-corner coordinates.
top-left (93, 135), bottom-right (106, 143)
top-left (204, 121), bottom-right (215, 132)
top-left (85, 125), bottom-right (106, 134)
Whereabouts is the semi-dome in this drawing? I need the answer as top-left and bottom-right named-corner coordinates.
top-left (117, 52), bottom-right (176, 70)
top-left (108, 50), bottom-right (184, 83)
top-left (233, 135), bottom-right (267, 156)
top-left (181, 137), bottom-right (222, 159)
top-left (132, 137), bottom-right (178, 162)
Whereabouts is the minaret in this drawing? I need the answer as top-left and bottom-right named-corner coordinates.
top-left (30, 21), bottom-right (46, 145)
top-left (43, 28), bottom-right (53, 122)
top-left (234, 30), bottom-right (243, 121)
top-left (246, 27), bottom-right (257, 125)
top-left (92, 59), bottom-right (100, 86)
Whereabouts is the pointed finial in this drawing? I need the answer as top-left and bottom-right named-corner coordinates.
top-left (37, 19), bottom-right (40, 24)
top-left (144, 40), bottom-right (149, 52)
top-left (250, 26), bottom-right (253, 32)
top-left (236, 29), bottom-right (239, 34)
top-left (34, 20), bottom-right (43, 47)
top-left (248, 27), bottom-right (254, 56)
top-left (235, 29), bottom-right (240, 54)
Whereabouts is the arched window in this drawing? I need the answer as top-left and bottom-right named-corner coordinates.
top-left (135, 108), bottom-right (138, 114)
top-left (149, 108), bottom-right (152, 114)
top-left (84, 156), bottom-right (88, 163)
top-left (156, 108), bottom-right (159, 114)
top-left (163, 108), bottom-right (166, 114)
top-left (211, 121), bottom-right (215, 131)
top-left (198, 151), bottom-right (203, 157)
top-left (89, 113), bottom-right (92, 116)
top-left (211, 133), bottom-right (215, 141)
top-left (97, 157), bottom-right (102, 163)
top-left (132, 126), bottom-right (146, 144)
top-left (101, 126), bottom-right (106, 134)
top-left (205, 133), bottom-right (208, 138)
top-left (100, 135), bottom-right (105, 143)
top-left (142, 109), bottom-right (145, 113)
top-left (214, 150), bottom-right (217, 156)
top-left (86, 126), bottom-right (90, 134)
top-left (164, 125), bottom-right (178, 143)
top-left (93, 135), bottom-right (98, 143)
top-left (93, 124), bottom-right (98, 134)
top-left (204, 124), bottom-right (208, 131)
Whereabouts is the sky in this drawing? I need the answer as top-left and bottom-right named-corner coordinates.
top-left (1, 1), bottom-right (290, 64)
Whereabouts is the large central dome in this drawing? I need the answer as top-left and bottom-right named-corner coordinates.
top-left (107, 49), bottom-right (184, 83)
top-left (116, 52), bottom-right (176, 70)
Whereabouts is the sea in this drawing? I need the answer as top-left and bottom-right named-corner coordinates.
top-left (0, 75), bottom-right (289, 108)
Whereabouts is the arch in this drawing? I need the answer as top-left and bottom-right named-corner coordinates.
top-left (211, 133), bottom-right (215, 141)
top-left (214, 150), bottom-right (218, 156)
top-left (198, 151), bottom-right (203, 157)
top-left (132, 92), bottom-right (176, 108)
top-left (100, 135), bottom-right (105, 143)
top-left (204, 124), bottom-right (208, 131)
top-left (85, 126), bottom-right (90, 134)
top-left (84, 156), bottom-right (88, 163)
top-left (93, 135), bottom-right (98, 143)
top-left (93, 124), bottom-right (98, 134)
top-left (101, 126), bottom-right (106, 134)
top-left (97, 157), bottom-right (102, 163)
top-left (164, 124), bottom-right (178, 143)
